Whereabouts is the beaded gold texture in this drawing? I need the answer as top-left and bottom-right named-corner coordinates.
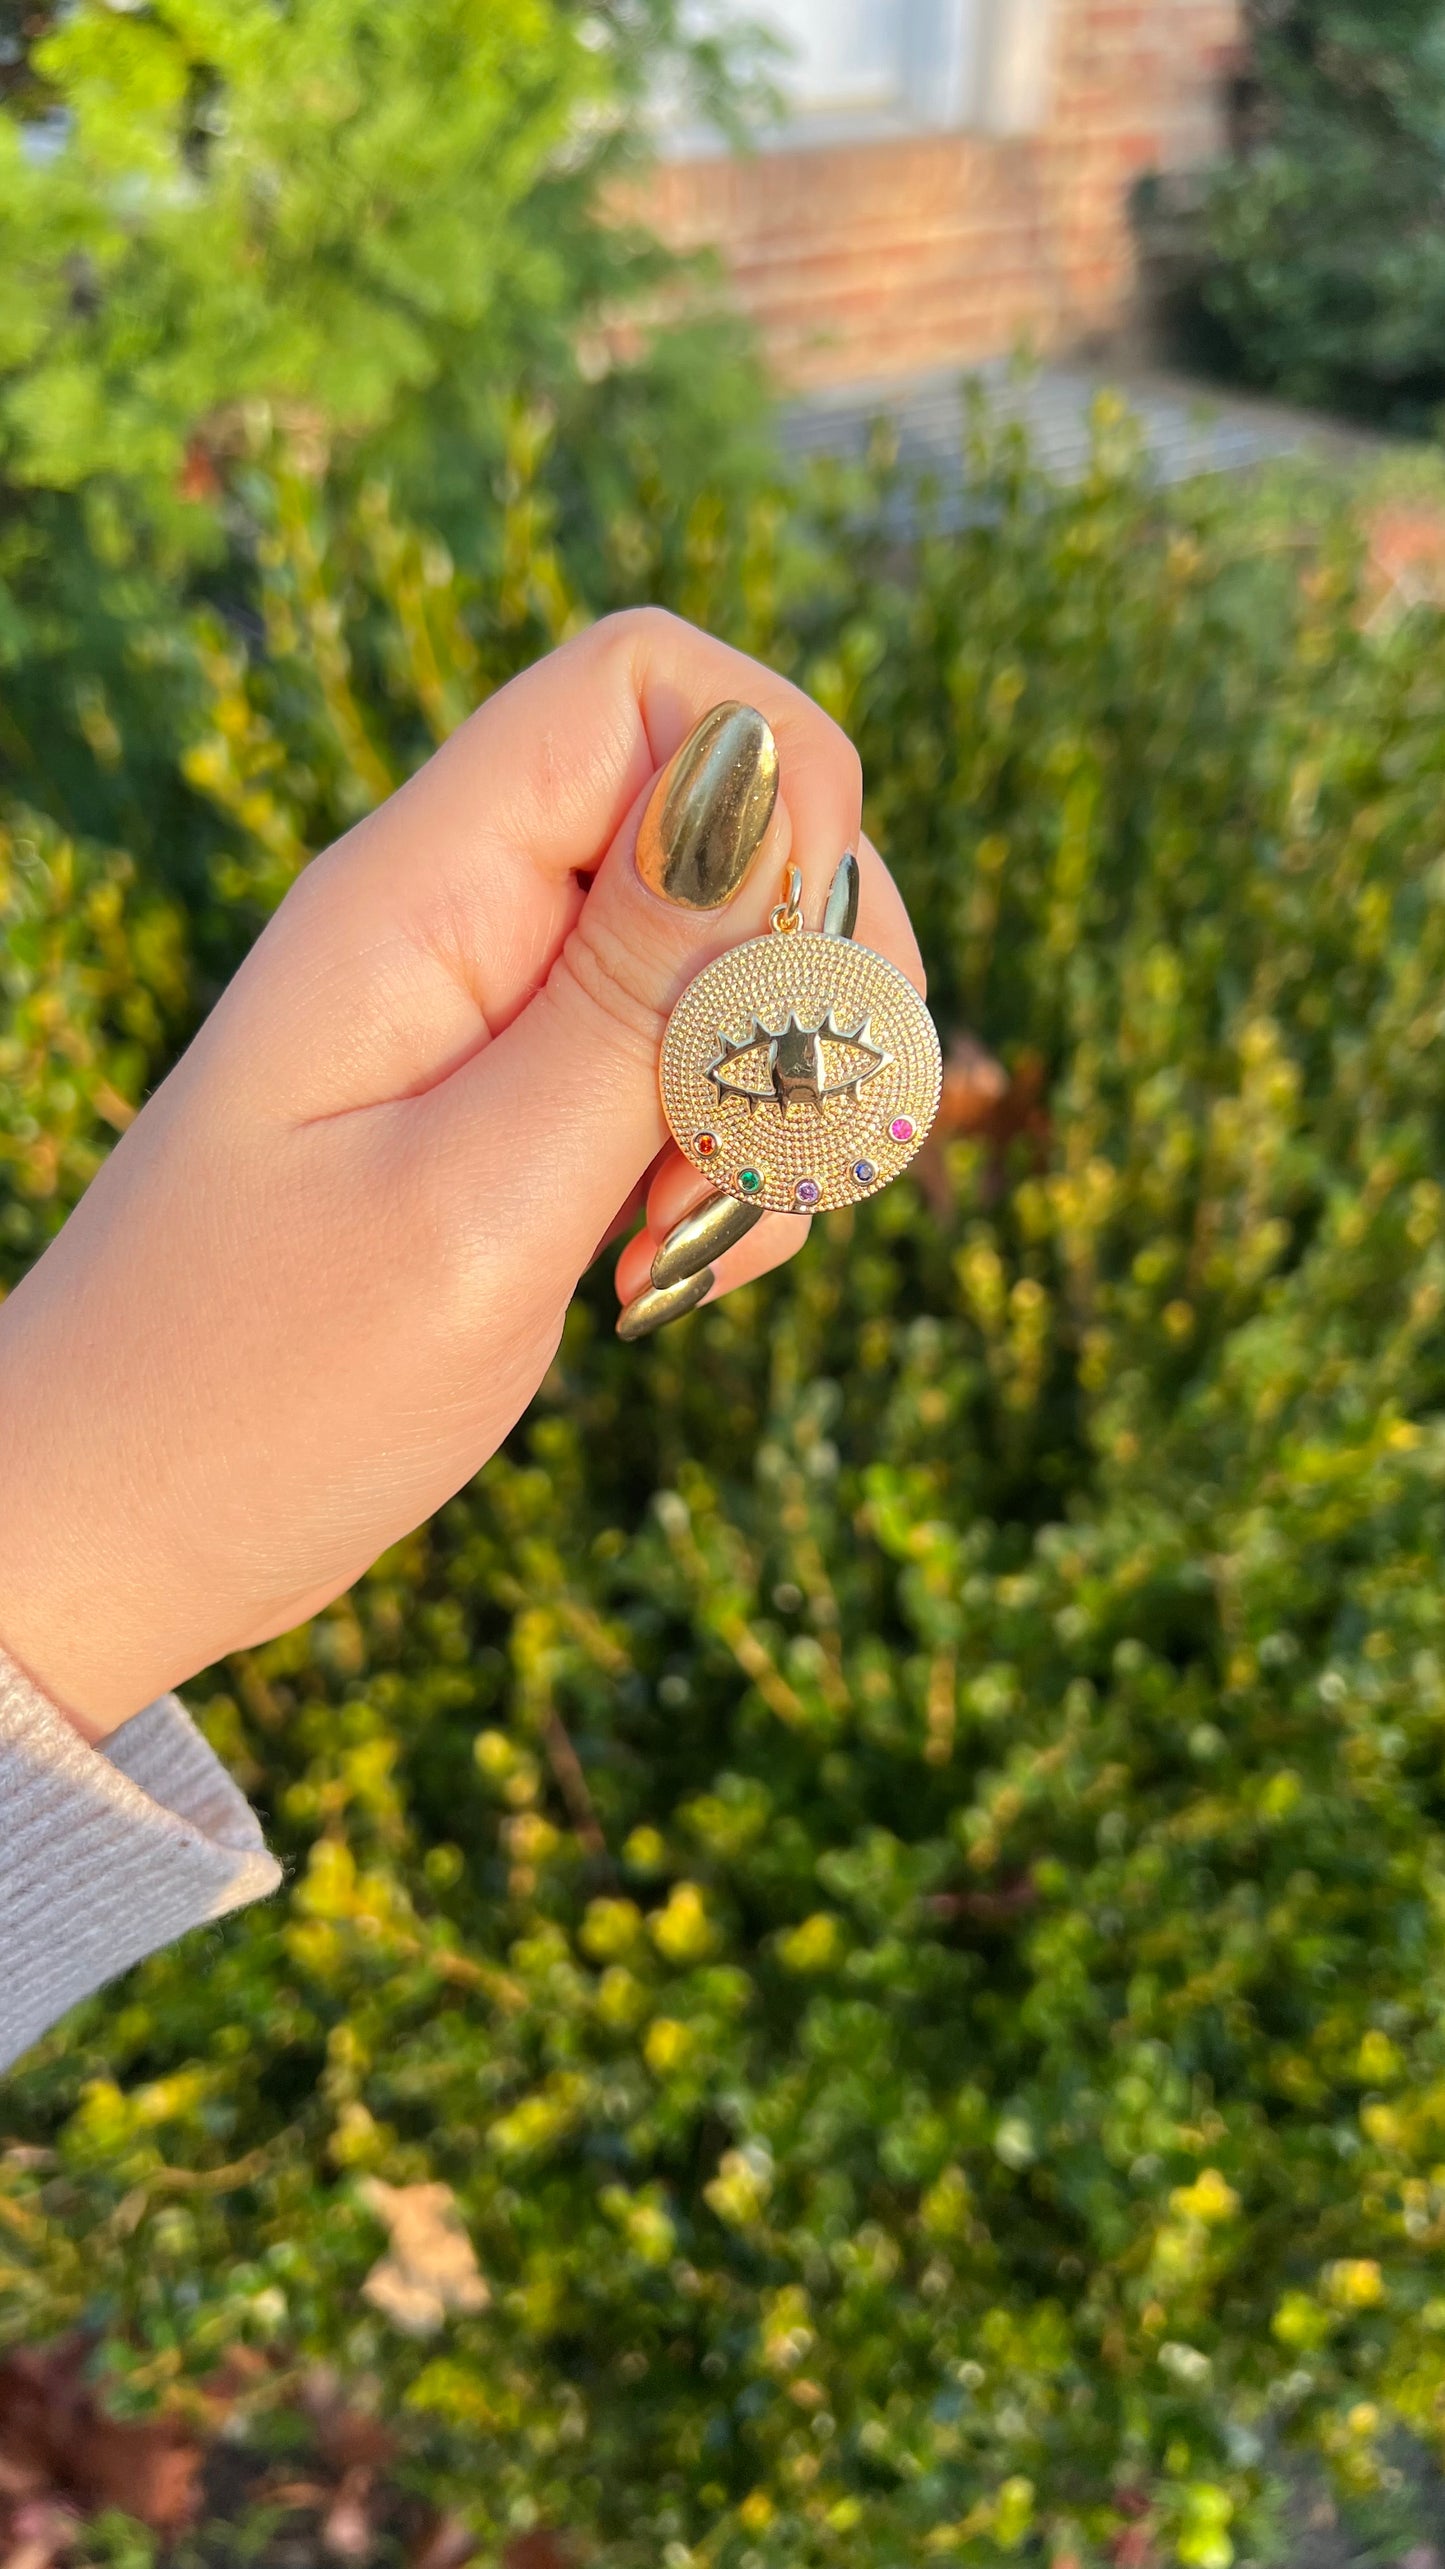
top-left (660, 929), bottom-right (942, 1216)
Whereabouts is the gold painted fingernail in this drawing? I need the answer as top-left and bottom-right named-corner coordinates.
top-left (616, 1266), bottom-right (715, 1342)
top-left (635, 702), bottom-right (779, 910)
top-left (651, 1196), bottom-right (763, 1290)
top-left (822, 849), bottom-right (860, 940)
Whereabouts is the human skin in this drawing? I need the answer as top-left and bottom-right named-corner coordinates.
top-left (0, 609), bottom-right (922, 1736)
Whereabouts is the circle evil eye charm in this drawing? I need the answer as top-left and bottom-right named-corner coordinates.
top-left (659, 870), bottom-right (942, 1217)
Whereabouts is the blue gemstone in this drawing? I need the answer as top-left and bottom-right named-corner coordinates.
top-left (853, 1159), bottom-right (876, 1185)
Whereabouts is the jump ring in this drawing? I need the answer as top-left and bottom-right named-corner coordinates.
top-left (770, 863), bottom-right (804, 935)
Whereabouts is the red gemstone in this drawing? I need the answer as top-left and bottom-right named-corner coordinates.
top-left (695, 1131), bottom-right (718, 1156)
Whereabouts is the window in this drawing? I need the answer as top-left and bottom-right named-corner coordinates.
top-left (751, 0), bottom-right (938, 120)
top-left (665, 0), bottom-right (1057, 149)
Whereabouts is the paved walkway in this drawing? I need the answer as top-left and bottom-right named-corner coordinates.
top-left (783, 357), bottom-right (1390, 489)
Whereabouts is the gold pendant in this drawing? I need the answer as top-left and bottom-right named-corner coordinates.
top-left (659, 859), bottom-right (942, 1218)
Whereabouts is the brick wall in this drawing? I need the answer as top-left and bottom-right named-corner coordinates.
top-left (643, 0), bottom-right (1242, 390)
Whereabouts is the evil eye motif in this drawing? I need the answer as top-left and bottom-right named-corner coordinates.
top-left (708, 1010), bottom-right (890, 1116)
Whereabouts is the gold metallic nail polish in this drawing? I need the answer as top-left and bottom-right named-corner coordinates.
top-left (615, 1265), bottom-right (715, 1342)
top-left (650, 1195), bottom-right (763, 1290)
top-left (822, 848), bottom-right (861, 940)
top-left (635, 702), bottom-right (780, 910)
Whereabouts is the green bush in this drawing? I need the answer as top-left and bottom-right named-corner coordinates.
top-left (0, 801), bottom-right (188, 1286)
top-left (0, 0), bottom-right (773, 876)
top-left (1162, 0), bottom-right (1445, 429)
top-left (0, 0), bottom-right (770, 514)
top-left (6, 409), bottom-right (1445, 2567)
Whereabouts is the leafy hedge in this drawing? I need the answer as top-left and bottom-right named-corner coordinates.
top-left (1151, 0), bottom-right (1445, 430)
top-left (6, 412), bottom-right (1445, 2567)
top-left (0, 0), bottom-right (772, 889)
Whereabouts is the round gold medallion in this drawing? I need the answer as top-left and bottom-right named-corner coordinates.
top-left (660, 924), bottom-right (942, 1216)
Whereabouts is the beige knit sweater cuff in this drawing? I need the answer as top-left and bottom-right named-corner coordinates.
top-left (0, 1645), bottom-right (281, 2070)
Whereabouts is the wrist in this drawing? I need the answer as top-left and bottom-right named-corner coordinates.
top-left (0, 1230), bottom-right (174, 1737)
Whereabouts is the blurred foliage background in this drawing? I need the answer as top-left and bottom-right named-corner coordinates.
top-left (8, 9), bottom-right (1445, 2569)
top-left (1147, 0), bottom-right (1445, 432)
top-left (0, 0), bottom-right (772, 900)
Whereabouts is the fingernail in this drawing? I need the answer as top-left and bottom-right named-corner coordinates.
top-left (651, 1195), bottom-right (763, 1289)
top-left (616, 1266), bottom-right (715, 1342)
top-left (635, 702), bottom-right (779, 910)
top-left (822, 849), bottom-right (860, 940)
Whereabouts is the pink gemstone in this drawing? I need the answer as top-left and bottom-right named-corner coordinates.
top-left (889, 1116), bottom-right (915, 1143)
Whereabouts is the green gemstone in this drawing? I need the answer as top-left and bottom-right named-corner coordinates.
top-left (738, 1168), bottom-right (762, 1193)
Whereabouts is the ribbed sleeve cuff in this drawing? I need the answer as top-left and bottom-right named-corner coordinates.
top-left (0, 1645), bottom-right (281, 2069)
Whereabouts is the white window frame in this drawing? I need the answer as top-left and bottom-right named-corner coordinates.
top-left (981, 0), bottom-right (1059, 134)
top-left (660, 0), bottom-right (1058, 155)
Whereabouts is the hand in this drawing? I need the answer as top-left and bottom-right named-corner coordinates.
top-left (0, 610), bottom-right (921, 1733)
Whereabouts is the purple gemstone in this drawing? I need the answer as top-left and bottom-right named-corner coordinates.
top-left (795, 1177), bottom-right (821, 1207)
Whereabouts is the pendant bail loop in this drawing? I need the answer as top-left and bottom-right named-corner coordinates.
top-left (770, 863), bottom-right (804, 935)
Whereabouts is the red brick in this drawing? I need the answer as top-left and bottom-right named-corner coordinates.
top-left (639, 0), bottom-right (1237, 394)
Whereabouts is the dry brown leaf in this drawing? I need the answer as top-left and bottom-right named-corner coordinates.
top-left (502, 2537), bottom-right (574, 2569)
top-left (0, 2496), bottom-right (82, 2569)
top-left (357, 2181), bottom-right (490, 2338)
top-left (937, 1031), bottom-right (1010, 1137)
top-left (913, 1036), bottom-right (1047, 1218)
top-left (1110, 2532), bottom-right (1155, 2569)
top-left (928, 1876), bottom-right (1039, 1929)
top-left (0, 2344), bottom-right (203, 2538)
top-left (321, 2463), bottom-right (378, 2563)
top-left (299, 2369), bottom-right (397, 2476)
top-left (1359, 499), bottom-right (1445, 631)
top-left (408, 2507), bottom-right (478, 2569)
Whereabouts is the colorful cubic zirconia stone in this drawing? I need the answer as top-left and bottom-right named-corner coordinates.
top-left (889, 1116), bottom-right (916, 1143)
top-left (695, 1130), bottom-right (718, 1157)
top-left (739, 1168), bottom-right (763, 1193)
top-left (795, 1177), bottom-right (821, 1207)
top-left (853, 1159), bottom-right (876, 1185)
